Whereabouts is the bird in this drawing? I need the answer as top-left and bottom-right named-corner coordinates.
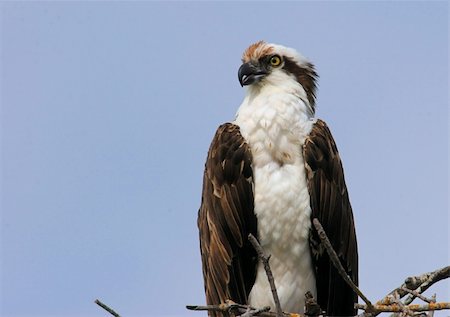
top-left (197, 41), bottom-right (358, 316)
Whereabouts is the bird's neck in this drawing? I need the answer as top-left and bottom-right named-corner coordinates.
top-left (234, 83), bottom-right (316, 167)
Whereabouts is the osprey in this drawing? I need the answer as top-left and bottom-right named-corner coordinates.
top-left (198, 41), bottom-right (358, 316)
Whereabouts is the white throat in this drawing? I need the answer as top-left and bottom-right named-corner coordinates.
top-left (233, 80), bottom-right (317, 312)
top-left (234, 79), bottom-right (315, 168)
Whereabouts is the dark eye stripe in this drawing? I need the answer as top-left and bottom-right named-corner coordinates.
top-left (282, 56), bottom-right (318, 110)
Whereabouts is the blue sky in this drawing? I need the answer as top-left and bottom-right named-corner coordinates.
top-left (1, 2), bottom-right (448, 317)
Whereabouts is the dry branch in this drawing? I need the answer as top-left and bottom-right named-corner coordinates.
top-left (391, 292), bottom-right (414, 316)
top-left (248, 233), bottom-right (284, 317)
top-left (95, 299), bottom-right (121, 317)
top-left (369, 265), bottom-right (450, 317)
top-left (400, 287), bottom-right (434, 304)
top-left (312, 218), bottom-right (375, 313)
top-left (356, 302), bottom-right (450, 313)
top-left (187, 301), bottom-right (276, 317)
top-left (384, 267), bottom-right (449, 305)
top-left (403, 267), bottom-right (449, 305)
top-left (304, 291), bottom-right (323, 316)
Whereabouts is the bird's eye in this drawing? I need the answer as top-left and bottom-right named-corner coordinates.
top-left (269, 55), bottom-right (282, 67)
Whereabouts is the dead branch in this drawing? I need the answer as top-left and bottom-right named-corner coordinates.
top-left (403, 267), bottom-right (449, 305)
top-left (248, 233), bottom-right (284, 317)
top-left (304, 291), bottom-right (323, 316)
top-left (369, 265), bottom-right (450, 317)
top-left (356, 302), bottom-right (450, 313)
top-left (428, 294), bottom-right (436, 317)
top-left (95, 299), bottom-right (121, 317)
top-left (382, 266), bottom-right (449, 306)
top-left (312, 218), bottom-right (375, 313)
top-left (391, 292), bottom-right (414, 316)
top-left (187, 301), bottom-right (276, 317)
top-left (400, 287), bottom-right (434, 304)
top-left (241, 306), bottom-right (272, 317)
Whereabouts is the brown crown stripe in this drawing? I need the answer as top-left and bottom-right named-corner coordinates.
top-left (242, 41), bottom-right (274, 63)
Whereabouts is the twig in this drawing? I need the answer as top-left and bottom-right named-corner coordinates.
top-left (427, 294), bottom-right (436, 317)
top-left (385, 266), bottom-right (449, 305)
top-left (248, 233), bottom-right (284, 317)
top-left (404, 266), bottom-right (449, 305)
top-left (400, 288), bottom-right (433, 304)
top-left (187, 303), bottom-right (233, 313)
top-left (241, 306), bottom-right (272, 317)
top-left (95, 299), bottom-right (121, 317)
top-left (304, 291), bottom-right (323, 316)
top-left (312, 218), bottom-right (375, 313)
top-left (355, 302), bottom-right (450, 313)
top-left (187, 301), bottom-right (282, 317)
top-left (392, 292), bottom-right (414, 316)
top-left (378, 295), bottom-right (397, 306)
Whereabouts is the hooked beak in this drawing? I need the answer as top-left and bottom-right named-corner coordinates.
top-left (238, 62), bottom-right (268, 87)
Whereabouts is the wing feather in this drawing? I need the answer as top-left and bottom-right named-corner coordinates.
top-left (304, 119), bottom-right (358, 316)
top-left (198, 123), bottom-right (257, 315)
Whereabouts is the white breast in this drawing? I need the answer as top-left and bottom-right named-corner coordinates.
top-left (234, 84), bottom-right (317, 313)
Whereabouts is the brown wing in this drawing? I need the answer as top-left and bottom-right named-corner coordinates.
top-left (198, 123), bottom-right (258, 314)
top-left (303, 119), bottom-right (358, 316)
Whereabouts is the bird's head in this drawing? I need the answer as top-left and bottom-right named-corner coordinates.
top-left (238, 41), bottom-right (318, 110)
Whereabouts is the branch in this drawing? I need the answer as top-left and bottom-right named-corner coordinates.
top-left (391, 292), bottom-right (414, 316)
top-left (241, 306), bottom-right (272, 317)
top-left (95, 299), bottom-right (121, 317)
top-left (304, 291), bottom-right (323, 316)
top-left (248, 233), bottom-right (284, 317)
top-left (400, 287), bottom-right (434, 304)
top-left (356, 302), bottom-right (450, 313)
top-left (428, 294), bottom-right (436, 317)
top-left (312, 218), bottom-right (375, 313)
top-left (187, 301), bottom-right (275, 317)
top-left (403, 266), bottom-right (449, 305)
top-left (379, 266), bottom-right (450, 309)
